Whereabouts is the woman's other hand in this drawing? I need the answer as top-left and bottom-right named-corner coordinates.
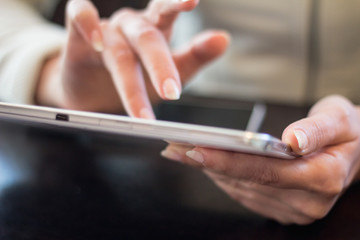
top-left (161, 95), bottom-right (360, 225)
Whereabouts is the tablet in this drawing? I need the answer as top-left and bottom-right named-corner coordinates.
top-left (0, 102), bottom-right (297, 159)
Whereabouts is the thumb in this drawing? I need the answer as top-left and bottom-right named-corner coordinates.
top-left (173, 30), bottom-right (230, 85)
top-left (282, 95), bottom-right (359, 155)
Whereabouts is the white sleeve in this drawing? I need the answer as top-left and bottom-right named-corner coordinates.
top-left (0, 0), bottom-right (65, 104)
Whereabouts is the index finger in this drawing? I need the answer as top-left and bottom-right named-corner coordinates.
top-left (161, 143), bottom-right (353, 194)
top-left (112, 11), bottom-right (181, 100)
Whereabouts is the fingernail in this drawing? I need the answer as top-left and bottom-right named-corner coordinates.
top-left (163, 78), bottom-right (180, 100)
top-left (181, 0), bottom-right (192, 2)
top-left (186, 150), bottom-right (204, 164)
top-left (161, 149), bottom-right (182, 162)
top-left (91, 30), bottom-right (104, 52)
top-left (140, 108), bottom-right (155, 120)
top-left (294, 130), bottom-right (308, 151)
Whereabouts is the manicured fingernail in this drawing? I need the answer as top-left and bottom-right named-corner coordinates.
top-left (163, 78), bottom-right (180, 100)
top-left (181, 0), bottom-right (192, 2)
top-left (91, 30), bottom-right (104, 52)
top-left (161, 149), bottom-right (182, 162)
top-left (140, 108), bottom-right (155, 120)
top-left (186, 150), bottom-right (204, 164)
top-left (294, 130), bottom-right (308, 151)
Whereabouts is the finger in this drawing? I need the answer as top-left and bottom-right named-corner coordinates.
top-left (209, 171), bottom-right (335, 222)
top-left (113, 10), bottom-right (181, 101)
top-left (66, 0), bottom-right (104, 52)
top-left (173, 30), bottom-right (230, 85)
top-left (207, 172), bottom-right (314, 225)
top-left (160, 143), bottom-right (195, 163)
top-left (145, 0), bottom-right (199, 37)
top-left (101, 22), bottom-right (155, 119)
top-left (282, 95), bottom-right (359, 155)
top-left (162, 144), bottom-right (350, 193)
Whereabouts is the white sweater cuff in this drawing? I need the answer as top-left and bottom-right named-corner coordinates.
top-left (0, 24), bottom-right (65, 105)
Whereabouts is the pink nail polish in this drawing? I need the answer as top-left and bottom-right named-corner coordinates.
top-left (161, 149), bottom-right (182, 162)
top-left (91, 30), bottom-right (104, 52)
top-left (186, 150), bottom-right (204, 164)
top-left (163, 78), bottom-right (180, 100)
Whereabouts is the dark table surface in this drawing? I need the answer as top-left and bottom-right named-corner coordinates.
top-left (0, 96), bottom-right (359, 240)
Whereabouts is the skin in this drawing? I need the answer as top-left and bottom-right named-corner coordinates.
top-left (161, 96), bottom-right (360, 225)
top-left (36, 0), bottom-right (230, 117)
top-left (36, 0), bottom-right (360, 225)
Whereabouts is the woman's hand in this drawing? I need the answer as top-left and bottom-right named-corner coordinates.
top-left (36, 0), bottom-right (229, 116)
top-left (161, 95), bottom-right (360, 225)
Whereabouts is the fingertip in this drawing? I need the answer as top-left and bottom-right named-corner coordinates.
top-left (161, 149), bottom-right (183, 162)
top-left (293, 130), bottom-right (309, 153)
top-left (185, 150), bottom-right (205, 164)
top-left (173, 30), bottom-right (230, 86)
top-left (282, 125), bottom-right (310, 155)
top-left (91, 29), bottom-right (104, 52)
top-left (66, 0), bottom-right (103, 52)
top-left (67, 0), bottom-right (96, 21)
top-left (177, 0), bottom-right (200, 11)
top-left (215, 30), bottom-right (232, 44)
top-left (160, 144), bottom-right (195, 164)
top-left (162, 78), bottom-right (181, 100)
top-left (193, 30), bottom-right (231, 61)
top-left (139, 108), bottom-right (156, 120)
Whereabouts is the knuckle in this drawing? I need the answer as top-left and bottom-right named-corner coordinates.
top-left (135, 26), bottom-right (160, 43)
top-left (111, 8), bottom-right (136, 22)
top-left (205, 160), bottom-right (228, 175)
top-left (214, 180), bottom-right (249, 203)
top-left (319, 178), bottom-right (344, 196)
top-left (113, 48), bottom-right (135, 62)
top-left (133, 22), bottom-right (159, 42)
top-left (299, 202), bottom-right (332, 221)
top-left (248, 166), bottom-right (280, 186)
top-left (221, 165), bottom-right (236, 178)
top-left (333, 103), bottom-right (353, 129)
top-left (228, 191), bottom-right (246, 204)
top-left (205, 170), bottom-right (227, 182)
top-left (205, 153), bottom-right (238, 177)
top-left (311, 176), bottom-right (344, 197)
top-left (311, 157), bottom-right (346, 196)
top-left (190, 45), bottom-right (207, 63)
top-left (104, 48), bottom-right (135, 73)
top-left (308, 120), bottom-right (324, 149)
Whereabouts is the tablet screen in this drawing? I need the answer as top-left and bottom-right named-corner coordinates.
top-left (155, 96), bottom-right (256, 130)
